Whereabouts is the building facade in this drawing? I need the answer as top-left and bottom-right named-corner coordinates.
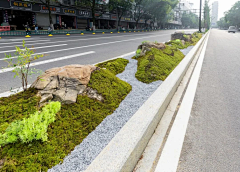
top-left (0, 0), bottom-right (151, 30)
top-left (167, 0), bottom-right (194, 29)
top-left (211, 1), bottom-right (218, 27)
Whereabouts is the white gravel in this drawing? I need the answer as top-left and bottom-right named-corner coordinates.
top-left (48, 46), bottom-right (193, 172)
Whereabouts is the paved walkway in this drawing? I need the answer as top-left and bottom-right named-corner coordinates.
top-left (177, 29), bottom-right (240, 171)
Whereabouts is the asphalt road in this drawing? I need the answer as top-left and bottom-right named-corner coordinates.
top-left (0, 29), bottom-right (196, 93)
top-left (177, 29), bottom-right (240, 172)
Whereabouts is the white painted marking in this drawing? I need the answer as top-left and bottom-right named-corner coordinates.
top-left (0, 50), bottom-right (132, 97)
top-left (0, 84), bottom-right (31, 98)
top-left (0, 34), bottom-right (149, 49)
top-left (0, 39), bottom-right (50, 45)
top-left (0, 44), bottom-right (67, 54)
top-left (154, 31), bottom-right (210, 172)
top-left (0, 51), bottom-right (95, 74)
top-left (0, 41), bottom-right (60, 49)
top-left (0, 33), bottom-right (169, 61)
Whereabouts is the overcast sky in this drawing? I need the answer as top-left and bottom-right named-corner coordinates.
top-left (188, 0), bottom-right (238, 20)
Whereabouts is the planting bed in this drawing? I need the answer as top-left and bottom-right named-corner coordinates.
top-left (0, 32), bottom-right (202, 172)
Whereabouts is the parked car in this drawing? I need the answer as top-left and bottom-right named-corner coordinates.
top-left (228, 26), bottom-right (236, 33)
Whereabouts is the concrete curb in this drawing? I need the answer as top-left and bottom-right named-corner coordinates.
top-left (85, 32), bottom-right (210, 172)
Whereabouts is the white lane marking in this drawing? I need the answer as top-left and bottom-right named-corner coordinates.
top-left (154, 31), bottom-right (211, 172)
top-left (0, 39), bottom-right (50, 45)
top-left (0, 50), bottom-right (132, 97)
top-left (0, 41), bottom-right (61, 49)
top-left (0, 44), bottom-right (67, 54)
top-left (0, 33), bottom-right (169, 61)
top-left (0, 84), bottom-right (31, 98)
top-left (0, 32), bottom-right (154, 46)
top-left (0, 34), bottom-right (149, 49)
top-left (0, 51), bottom-right (95, 74)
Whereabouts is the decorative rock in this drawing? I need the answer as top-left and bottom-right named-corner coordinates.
top-left (171, 32), bottom-right (192, 42)
top-left (137, 42), bottom-right (166, 57)
top-left (31, 64), bottom-right (102, 105)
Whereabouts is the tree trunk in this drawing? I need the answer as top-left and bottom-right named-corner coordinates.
top-left (92, 0), bottom-right (96, 30)
top-left (46, 0), bottom-right (54, 30)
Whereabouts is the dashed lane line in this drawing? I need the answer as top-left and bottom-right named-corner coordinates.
top-left (0, 39), bottom-right (50, 45)
top-left (0, 33), bottom-right (169, 61)
top-left (0, 44), bottom-right (67, 54)
top-left (0, 51), bottom-right (95, 74)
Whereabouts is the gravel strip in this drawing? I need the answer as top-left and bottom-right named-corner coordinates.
top-left (49, 46), bottom-right (193, 172)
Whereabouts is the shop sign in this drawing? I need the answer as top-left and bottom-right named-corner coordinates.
top-left (101, 14), bottom-right (110, 19)
top-left (121, 17), bottom-right (125, 21)
top-left (63, 8), bottom-right (76, 15)
top-left (10, 1), bottom-right (32, 11)
top-left (147, 20), bottom-right (151, 24)
top-left (111, 15), bottom-right (117, 20)
top-left (139, 19), bottom-right (144, 23)
top-left (95, 13), bottom-right (110, 19)
top-left (41, 6), bottom-right (60, 14)
top-left (79, 11), bottom-right (91, 17)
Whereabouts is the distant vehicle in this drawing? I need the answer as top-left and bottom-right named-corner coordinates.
top-left (228, 26), bottom-right (236, 33)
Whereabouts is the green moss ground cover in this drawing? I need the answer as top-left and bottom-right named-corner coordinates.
top-left (134, 45), bottom-right (185, 83)
top-left (96, 58), bottom-right (129, 75)
top-left (166, 32), bottom-right (203, 49)
top-left (0, 69), bottom-right (131, 171)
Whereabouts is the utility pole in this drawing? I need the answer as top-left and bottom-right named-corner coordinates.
top-left (199, 0), bottom-right (202, 32)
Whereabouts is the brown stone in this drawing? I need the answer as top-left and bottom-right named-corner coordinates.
top-left (31, 64), bottom-right (102, 105)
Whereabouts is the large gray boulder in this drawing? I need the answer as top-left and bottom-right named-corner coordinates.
top-left (171, 32), bottom-right (192, 42)
top-left (31, 64), bottom-right (103, 105)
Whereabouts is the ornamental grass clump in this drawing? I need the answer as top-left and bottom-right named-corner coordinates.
top-left (0, 101), bottom-right (61, 147)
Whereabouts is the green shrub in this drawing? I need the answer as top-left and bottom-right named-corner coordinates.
top-left (135, 49), bottom-right (142, 58)
top-left (0, 102), bottom-right (61, 147)
top-left (134, 45), bottom-right (184, 83)
top-left (0, 69), bottom-right (131, 171)
top-left (96, 58), bottom-right (129, 75)
top-left (142, 41), bottom-right (149, 44)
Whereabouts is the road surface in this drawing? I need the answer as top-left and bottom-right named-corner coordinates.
top-left (177, 29), bottom-right (240, 172)
top-left (0, 29), bottom-right (196, 93)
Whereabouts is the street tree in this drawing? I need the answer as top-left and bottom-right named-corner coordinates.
top-left (150, 0), bottom-right (178, 28)
top-left (76, 0), bottom-right (109, 30)
top-left (203, 0), bottom-right (210, 30)
top-left (108, 0), bottom-right (133, 30)
top-left (181, 11), bottom-right (198, 28)
top-left (224, 1), bottom-right (240, 28)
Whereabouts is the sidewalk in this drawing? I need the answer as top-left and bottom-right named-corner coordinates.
top-left (177, 29), bottom-right (240, 171)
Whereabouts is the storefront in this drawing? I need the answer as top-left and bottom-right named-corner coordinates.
top-left (77, 10), bottom-right (91, 29)
top-left (61, 8), bottom-right (77, 29)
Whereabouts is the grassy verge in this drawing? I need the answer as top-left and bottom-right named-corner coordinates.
top-left (0, 68), bottom-right (131, 171)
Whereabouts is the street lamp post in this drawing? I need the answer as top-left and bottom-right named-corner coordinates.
top-left (199, 0), bottom-right (202, 32)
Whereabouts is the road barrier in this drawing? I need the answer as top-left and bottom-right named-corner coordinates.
top-left (0, 29), bottom-right (161, 37)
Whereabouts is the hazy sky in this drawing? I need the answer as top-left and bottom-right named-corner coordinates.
top-left (188, 0), bottom-right (238, 20)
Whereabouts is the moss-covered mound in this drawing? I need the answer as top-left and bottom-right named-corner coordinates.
top-left (96, 58), bottom-right (129, 75)
top-left (134, 45), bottom-right (185, 83)
top-left (166, 32), bottom-right (203, 49)
top-left (0, 69), bottom-right (131, 171)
